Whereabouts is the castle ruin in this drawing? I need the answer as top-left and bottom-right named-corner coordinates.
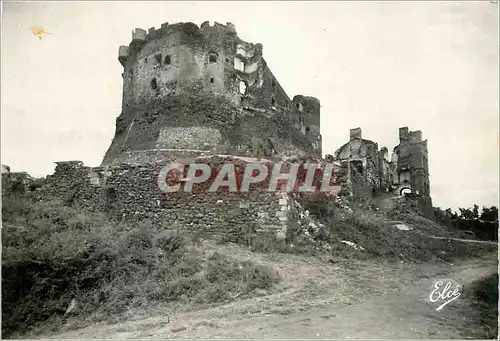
top-left (103, 21), bottom-right (321, 165)
top-left (2, 21), bottom-right (434, 238)
top-left (334, 127), bottom-right (433, 215)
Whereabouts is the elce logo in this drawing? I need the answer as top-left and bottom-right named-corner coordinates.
top-left (428, 278), bottom-right (462, 311)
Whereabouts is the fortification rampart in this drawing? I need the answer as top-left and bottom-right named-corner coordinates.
top-left (5, 157), bottom-right (347, 239)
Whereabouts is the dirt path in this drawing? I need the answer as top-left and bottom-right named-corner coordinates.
top-left (419, 234), bottom-right (499, 245)
top-left (36, 243), bottom-right (497, 339)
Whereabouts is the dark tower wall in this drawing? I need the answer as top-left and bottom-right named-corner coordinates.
top-left (292, 95), bottom-right (322, 157)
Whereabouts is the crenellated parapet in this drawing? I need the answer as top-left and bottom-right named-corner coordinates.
top-left (117, 22), bottom-right (239, 67)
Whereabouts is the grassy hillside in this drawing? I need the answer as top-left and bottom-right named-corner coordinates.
top-left (1, 190), bottom-right (496, 338)
top-left (1, 194), bottom-right (279, 338)
top-left (299, 196), bottom-right (497, 263)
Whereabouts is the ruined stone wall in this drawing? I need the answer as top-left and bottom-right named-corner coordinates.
top-left (102, 89), bottom-right (316, 166)
top-left (333, 127), bottom-right (431, 203)
top-left (104, 90), bottom-right (239, 162)
top-left (349, 165), bottom-right (373, 203)
top-left (2, 172), bottom-right (33, 195)
top-left (34, 160), bottom-right (292, 238)
top-left (334, 128), bottom-right (389, 196)
top-left (30, 157), bottom-right (345, 238)
top-left (243, 59), bottom-right (291, 110)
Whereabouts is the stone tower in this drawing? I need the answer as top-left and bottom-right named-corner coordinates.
top-left (102, 21), bottom-right (322, 165)
top-left (393, 127), bottom-right (430, 196)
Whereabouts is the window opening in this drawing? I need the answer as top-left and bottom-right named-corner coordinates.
top-left (151, 78), bottom-right (158, 90)
top-left (351, 161), bottom-right (364, 175)
top-left (401, 188), bottom-right (411, 196)
top-left (239, 81), bottom-right (247, 94)
top-left (209, 52), bottom-right (218, 63)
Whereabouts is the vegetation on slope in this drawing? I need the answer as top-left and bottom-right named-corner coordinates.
top-left (299, 196), bottom-right (497, 263)
top-left (1, 194), bottom-right (280, 338)
top-left (2, 175), bottom-right (497, 338)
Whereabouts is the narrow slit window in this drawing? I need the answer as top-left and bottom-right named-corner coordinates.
top-left (271, 97), bottom-right (276, 106)
top-left (106, 187), bottom-right (117, 203)
top-left (164, 55), bottom-right (171, 65)
top-left (210, 77), bottom-right (214, 84)
top-left (151, 78), bottom-right (158, 90)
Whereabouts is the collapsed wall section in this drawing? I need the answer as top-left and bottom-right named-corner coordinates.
top-left (334, 128), bottom-right (391, 199)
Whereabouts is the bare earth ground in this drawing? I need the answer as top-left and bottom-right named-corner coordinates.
top-left (35, 241), bottom-right (498, 339)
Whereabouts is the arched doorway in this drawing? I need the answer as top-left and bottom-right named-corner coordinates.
top-left (400, 187), bottom-right (411, 196)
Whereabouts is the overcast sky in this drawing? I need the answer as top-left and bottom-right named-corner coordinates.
top-left (1, 1), bottom-right (498, 210)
